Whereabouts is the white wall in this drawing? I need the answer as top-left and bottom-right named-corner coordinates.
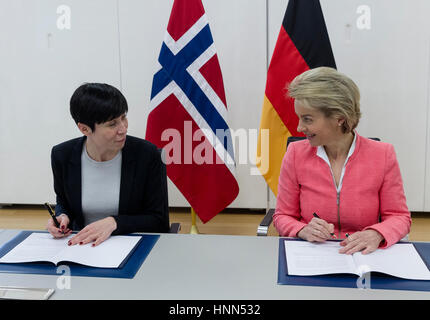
top-left (0, 0), bottom-right (429, 212)
top-left (320, 0), bottom-right (430, 212)
top-left (0, 0), bottom-right (121, 203)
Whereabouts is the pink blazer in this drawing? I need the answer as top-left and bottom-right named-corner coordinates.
top-left (273, 133), bottom-right (411, 248)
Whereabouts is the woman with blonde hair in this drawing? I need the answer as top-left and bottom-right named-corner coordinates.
top-left (273, 67), bottom-right (411, 255)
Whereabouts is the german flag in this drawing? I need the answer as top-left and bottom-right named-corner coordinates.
top-left (256, 0), bottom-right (336, 195)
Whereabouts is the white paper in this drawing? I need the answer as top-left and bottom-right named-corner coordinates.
top-left (0, 233), bottom-right (69, 264)
top-left (284, 241), bottom-right (357, 276)
top-left (57, 235), bottom-right (141, 268)
top-left (284, 240), bottom-right (430, 280)
top-left (0, 233), bottom-right (141, 268)
top-left (353, 243), bottom-right (430, 280)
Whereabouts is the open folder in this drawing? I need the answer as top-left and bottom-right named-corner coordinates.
top-left (284, 240), bottom-right (430, 281)
top-left (0, 233), bottom-right (141, 268)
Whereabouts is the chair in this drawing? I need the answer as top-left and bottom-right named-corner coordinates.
top-left (169, 223), bottom-right (181, 233)
top-left (158, 148), bottom-right (181, 234)
top-left (257, 136), bottom-right (380, 236)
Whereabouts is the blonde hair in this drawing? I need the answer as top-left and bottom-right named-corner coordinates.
top-left (288, 67), bottom-right (361, 133)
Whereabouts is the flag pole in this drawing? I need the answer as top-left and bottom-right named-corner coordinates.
top-left (190, 208), bottom-right (200, 234)
top-left (265, 0), bottom-right (270, 215)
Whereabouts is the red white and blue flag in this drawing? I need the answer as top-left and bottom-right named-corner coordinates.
top-left (146, 0), bottom-right (239, 223)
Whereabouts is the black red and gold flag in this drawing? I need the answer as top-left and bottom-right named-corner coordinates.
top-left (257, 0), bottom-right (336, 195)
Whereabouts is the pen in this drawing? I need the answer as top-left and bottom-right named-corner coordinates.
top-left (312, 212), bottom-right (335, 237)
top-left (44, 202), bottom-right (61, 229)
top-left (312, 212), bottom-right (320, 219)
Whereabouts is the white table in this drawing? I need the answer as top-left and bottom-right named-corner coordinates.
top-left (0, 230), bottom-right (429, 300)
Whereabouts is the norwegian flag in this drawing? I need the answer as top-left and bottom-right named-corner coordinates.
top-left (146, 0), bottom-right (239, 223)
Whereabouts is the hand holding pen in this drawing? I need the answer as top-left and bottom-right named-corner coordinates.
top-left (45, 202), bottom-right (72, 238)
top-left (312, 213), bottom-right (336, 238)
top-left (297, 212), bottom-right (336, 242)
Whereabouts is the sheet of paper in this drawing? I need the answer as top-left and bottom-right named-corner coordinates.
top-left (353, 243), bottom-right (430, 280)
top-left (0, 233), bottom-right (69, 264)
top-left (0, 233), bottom-right (141, 268)
top-left (57, 235), bottom-right (141, 268)
top-left (284, 241), bottom-right (356, 276)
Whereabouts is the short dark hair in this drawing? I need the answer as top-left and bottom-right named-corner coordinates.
top-left (70, 83), bottom-right (128, 131)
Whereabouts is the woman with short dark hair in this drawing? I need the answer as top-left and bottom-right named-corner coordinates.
top-left (47, 83), bottom-right (170, 246)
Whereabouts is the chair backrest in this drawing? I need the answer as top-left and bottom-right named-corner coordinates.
top-left (158, 148), bottom-right (171, 229)
top-left (157, 148), bottom-right (182, 234)
top-left (286, 136), bottom-right (306, 148)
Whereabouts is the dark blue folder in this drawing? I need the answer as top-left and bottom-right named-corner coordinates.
top-left (278, 238), bottom-right (430, 292)
top-left (0, 231), bottom-right (159, 279)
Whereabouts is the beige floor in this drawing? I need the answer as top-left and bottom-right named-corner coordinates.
top-left (0, 205), bottom-right (429, 241)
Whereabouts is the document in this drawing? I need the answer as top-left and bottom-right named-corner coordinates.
top-left (284, 240), bottom-right (430, 280)
top-left (0, 233), bottom-right (141, 268)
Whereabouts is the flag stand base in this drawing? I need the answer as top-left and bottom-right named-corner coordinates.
top-left (190, 225), bottom-right (200, 234)
top-left (190, 208), bottom-right (200, 234)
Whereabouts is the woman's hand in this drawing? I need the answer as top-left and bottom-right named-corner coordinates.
top-left (47, 214), bottom-right (72, 238)
top-left (339, 230), bottom-right (384, 255)
top-left (297, 217), bottom-right (335, 242)
top-left (68, 217), bottom-right (117, 247)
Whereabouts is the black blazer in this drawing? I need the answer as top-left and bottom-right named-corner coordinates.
top-left (51, 135), bottom-right (170, 234)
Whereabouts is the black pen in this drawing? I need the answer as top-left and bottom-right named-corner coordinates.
top-left (44, 202), bottom-right (61, 229)
top-left (312, 212), bottom-right (335, 237)
top-left (312, 212), bottom-right (320, 219)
